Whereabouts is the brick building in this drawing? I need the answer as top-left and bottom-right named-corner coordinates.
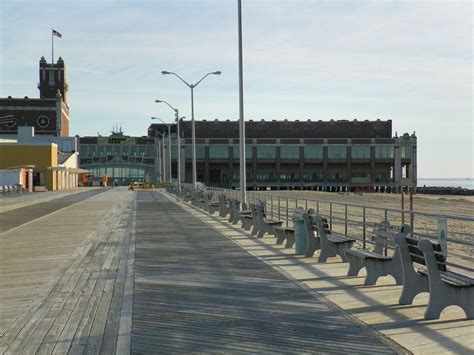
top-left (0, 57), bottom-right (70, 137)
top-left (148, 119), bottom-right (417, 191)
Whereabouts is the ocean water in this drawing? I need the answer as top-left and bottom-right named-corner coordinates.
top-left (418, 178), bottom-right (473, 189)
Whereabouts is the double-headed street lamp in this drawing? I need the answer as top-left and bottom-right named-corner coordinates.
top-left (155, 99), bottom-right (184, 188)
top-left (151, 118), bottom-right (169, 182)
top-left (161, 70), bottom-right (221, 188)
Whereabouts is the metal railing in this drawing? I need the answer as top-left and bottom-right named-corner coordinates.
top-left (179, 183), bottom-right (474, 277)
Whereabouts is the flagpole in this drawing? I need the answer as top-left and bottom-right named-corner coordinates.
top-left (51, 28), bottom-right (54, 63)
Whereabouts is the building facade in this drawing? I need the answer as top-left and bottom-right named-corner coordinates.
top-left (78, 131), bottom-right (157, 186)
top-left (148, 119), bottom-right (417, 191)
top-left (0, 57), bottom-right (70, 137)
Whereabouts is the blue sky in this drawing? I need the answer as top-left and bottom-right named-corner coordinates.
top-left (1, 0), bottom-right (472, 178)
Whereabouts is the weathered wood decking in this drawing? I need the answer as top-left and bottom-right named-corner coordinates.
top-left (0, 188), bottom-right (134, 354)
top-left (132, 191), bottom-right (397, 353)
top-left (2, 187), bottom-right (470, 354)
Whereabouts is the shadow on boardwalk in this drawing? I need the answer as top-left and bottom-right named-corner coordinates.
top-left (131, 191), bottom-right (399, 354)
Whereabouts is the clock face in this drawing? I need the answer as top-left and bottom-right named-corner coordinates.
top-left (37, 115), bottom-right (49, 128)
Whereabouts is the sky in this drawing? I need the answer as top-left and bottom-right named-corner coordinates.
top-left (0, 0), bottom-right (472, 178)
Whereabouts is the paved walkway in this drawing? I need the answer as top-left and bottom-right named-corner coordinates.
top-left (132, 191), bottom-right (397, 353)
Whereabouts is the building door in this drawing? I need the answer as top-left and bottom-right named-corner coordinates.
top-left (209, 169), bottom-right (221, 184)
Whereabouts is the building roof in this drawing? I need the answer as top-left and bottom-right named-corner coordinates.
top-left (147, 119), bottom-right (392, 139)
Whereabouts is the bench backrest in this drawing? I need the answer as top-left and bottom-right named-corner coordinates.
top-left (372, 221), bottom-right (411, 254)
top-left (400, 235), bottom-right (447, 272)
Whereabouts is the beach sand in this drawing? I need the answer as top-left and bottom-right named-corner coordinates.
top-left (249, 190), bottom-right (473, 274)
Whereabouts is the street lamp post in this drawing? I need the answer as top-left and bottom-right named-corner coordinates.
top-left (238, 0), bottom-right (247, 205)
top-left (161, 70), bottom-right (221, 188)
top-left (152, 119), bottom-right (167, 182)
top-left (151, 117), bottom-right (172, 182)
top-left (155, 100), bottom-right (184, 188)
top-left (156, 118), bottom-right (172, 183)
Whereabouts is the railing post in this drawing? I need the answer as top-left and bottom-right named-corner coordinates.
top-left (278, 196), bottom-right (281, 220)
top-left (363, 206), bottom-right (366, 249)
top-left (305, 199), bottom-right (308, 211)
top-left (296, 197), bottom-right (298, 209)
top-left (384, 209), bottom-right (388, 221)
top-left (329, 202), bottom-right (333, 231)
top-left (344, 205), bottom-right (348, 236)
top-left (317, 200), bottom-right (320, 214)
top-left (271, 195), bottom-right (273, 219)
top-left (286, 198), bottom-right (289, 227)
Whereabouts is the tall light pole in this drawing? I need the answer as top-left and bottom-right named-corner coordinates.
top-left (155, 99), bottom-right (184, 188)
top-left (238, 0), bottom-right (246, 205)
top-left (151, 119), bottom-right (167, 182)
top-left (157, 117), bottom-right (172, 183)
top-left (161, 70), bottom-right (221, 188)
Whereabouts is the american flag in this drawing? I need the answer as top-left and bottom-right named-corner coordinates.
top-left (52, 29), bottom-right (62, 38)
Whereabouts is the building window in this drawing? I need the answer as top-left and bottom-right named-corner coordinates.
top-left (304, 146), bottom-right (323, 160)
top-left (233, 146), bottom-right (252, 159)
top-left (209, 145), bottom-right (229, 159)
top-left (185, 145), bottom-right (205, 159)
top-left (48, 70), bottom-right (55, 85)
top-left (375, 146), bottom-right (394, 159)
top-left (401, 146), bottom-right (411, 159)
top-left (327, 146), bottom-right (347, 159)
top-left (280, 146), bottom-right (300, 160)
top-left (351, 145), bottom-right (370, 159)
top-left (257, 146), bottom-right (276, 159)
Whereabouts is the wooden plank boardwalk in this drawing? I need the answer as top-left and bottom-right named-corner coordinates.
top-left (0, 188), bottom-right (135, 354)
top-left (132, 191), bottom-right (398, 353)
top-left (178, 192), bottom-right (474, 354)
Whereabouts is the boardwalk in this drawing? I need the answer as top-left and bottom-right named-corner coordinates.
top-left (1, 187), bottom-right (471, 353)
top-left (132, 191), bottom-right (397, 353)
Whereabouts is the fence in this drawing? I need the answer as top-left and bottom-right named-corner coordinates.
top-left (187, 185), bottom-right (474, 277)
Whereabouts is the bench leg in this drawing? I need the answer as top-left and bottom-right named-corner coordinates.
top-left (346, 254), bottom-right (364, 277)
top-left (305, 234), bottom-right (320, 257)
top-left (399, 273), bottom-right (429, 305)
top-left (275, 229), bottom-right (286, 245)
top-left (336, 244), bottom-right (352, 262)
top-left (285, 233), bottom-right (295, 248)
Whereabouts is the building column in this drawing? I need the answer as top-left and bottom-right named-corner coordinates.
top-left (323, 146), bottom-right (328, 184)
top-left (370, 146), bottom-right (376, 184)
top-left (276, 146), bottom-right (281, 184)
top-left (204, 146), bottom-right (210, 184)
top-left (299, 146), bottom-right (304, 186)
top-left (346, 146), bottom-right (352, 185)
top-left (228, 146), bottom-right (233, 187)
top-left (252, 146), bottom-right (257, 187)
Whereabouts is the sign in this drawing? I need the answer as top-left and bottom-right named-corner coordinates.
top-left (437, 217), bottom-right (448, 257)
top-left (97, 137), bottom-right (137, 145)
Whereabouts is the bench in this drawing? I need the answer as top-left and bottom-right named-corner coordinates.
top-left (255, 203), bottom-right (283, 238)
top-left (395, 234), bottom-right (474, 319)
top-left (345, 221), bottom-right (411, 285)
top-left (218, 194), bottom-right (230, 217)
top-left (226, 198), bottom-right (251, 225)
top-left (241, 202), bottom-right (256, 230)
top-left (205, 193), bottom-right (220, 215)
top-left (274, 208), bottom-right (314, 248)
top-left (302, 213), bottom-right (355, 262)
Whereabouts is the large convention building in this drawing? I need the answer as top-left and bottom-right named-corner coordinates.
top-left (144, 119), bottom-right (417, 191)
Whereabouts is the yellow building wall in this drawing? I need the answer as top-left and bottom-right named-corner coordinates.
top-left (0, 144), bottom-right (58, 191)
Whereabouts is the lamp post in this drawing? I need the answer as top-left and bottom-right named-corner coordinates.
top-left (155, 99), bottom-right (184, 188)
top-left (156, 117), bottom-right (172, 183)
top-left (238, 0), bottom-right (247, 205)
top-left (152, 120), bottom-right (167, 182)
top-left (161, 70), bottom-right (221, 188)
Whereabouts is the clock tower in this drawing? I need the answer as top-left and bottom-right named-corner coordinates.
top-left (38, 56), bottom-right (69, 104)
